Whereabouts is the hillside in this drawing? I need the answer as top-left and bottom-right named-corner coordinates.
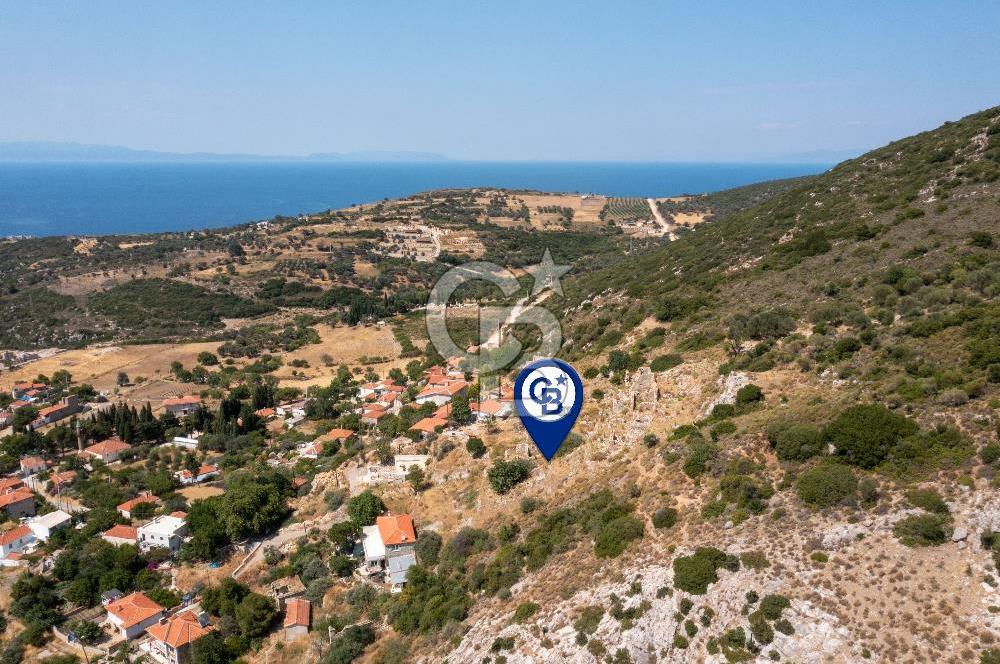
top-left (1, 106), bottom-right (999, 664)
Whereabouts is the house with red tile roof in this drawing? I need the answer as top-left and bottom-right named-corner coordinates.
top-left (118, 492), bottom-right (160, 519)
top-left (175, 464), bottom-right (219, 485)
top-left (0, 488), bottom-right (35, 519)
top-left (409, 417), bottom-right (449, 439)
top-left (19, 456), bottom-right (46, 476)
top-left (283, 598), bottom-right (311, 639)
top-left (106, 591), bottom-right (166, 640)
top-left (48, 469), bottom-right (77, 493)
top-left (360, 514), bottom-right (418, 592)
top-left (0, 525), bottom-right (35, 560)
top-left (0, 477), bottom-right (24, 494)
top-left (84, 437), bottom-right (131, 463)
top-left (414, 380), bottom-right (468, 407)
top-left (144, 609), bottom-right (212, 663)
top-left (31, 395), bottom-right (79, 427)
top-left (471, 398), bottom-right (511, 421)
top-left (102, 524), bottom-right (139, 547)
top-left (361, 405), bottom-right (387, 426)
top-left (162, 396), bottom-right (202, 416)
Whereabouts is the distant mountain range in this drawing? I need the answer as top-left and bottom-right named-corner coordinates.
top-left (0, 141), bottom-right (450, 163)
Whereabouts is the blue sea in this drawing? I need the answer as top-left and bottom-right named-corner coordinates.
top-left (0, 161), bottom-right (830, 237)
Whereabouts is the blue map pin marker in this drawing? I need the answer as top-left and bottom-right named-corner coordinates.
top-left (514, 358), bottom-right (584, 461)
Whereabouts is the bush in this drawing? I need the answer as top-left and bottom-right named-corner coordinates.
top-left (324, 624), bottom-right (377, 664)
top-left (512, 602), bottom-right (540, 623)
top-left (759, 594), bottom-right (790, 620)
top-left (574, 606), bottom-right (604, 635)
top-left (893, 513), bottom-right (951, 546)
top-left (825, 404), bottom-right (919, 469)
top-left (796, 464), bottom-right (857, 507)
top-left (487, 459), bottom-right (532, 495)
top-left (650, 354), bottom-right (683, 372)
top-left (774, 618), bottom-right (795, 635)
top-left (466, 436), bottom-right (487, 458)
top-left (749, 610), bottom-right (774, 645)
top-left (982, 443), bottom-right (1000, 464)
top-left (594, 516), bottom-right (644, 558)
top-left (683, 440), bottom-right (718, 479)
top-left (652, 507), bottom-right (678, 530)
top-left (735, 384), bottom-right (764, 405)
top-left (739, 551), bottom-right (770, 570)
top-left (672, 547), bottom-right (733, 595)
top-left (907, 488), bottom-right (949, 514)
top-left (768, 423), bottom-right (825, 461)
top-left (673, 634), bottom-right (689, 649)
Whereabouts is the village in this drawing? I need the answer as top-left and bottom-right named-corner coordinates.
top-left (0, 348), bottom-right (519, 663)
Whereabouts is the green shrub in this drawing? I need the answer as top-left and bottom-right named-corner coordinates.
top-left (735, 384), bottom-right (764, 405)
top-left (825, 404), bottom-right (919, 469)
top-left (652, 507), bottom-right (679, 529)
top-left (487, 459), bottom-right (532, 494)
top-left (650, 354), bottom-right (684, 372)
top-left (673, 634), bottom-right (689, 649)
top-left (907, 488), bottom-right (949, 514)
top-left (574, 606), bottom-right (604, 635)
top-left (672, 547), bottom-right (734, 595)
top-left (774, 618), bottom-right (795, 635)
top-left (982, 443), bottom-right (1000, 465)
top-left (466, 437), bottom-right (487, 458)
top-left (893, 513), bottom-right (951, 546)
top-left (710, 421), bottom-right (737, 440)
top-left (739, 551), bottom-right (770, 570)
top-left (749, 610), bottom-right (774, 645)
top-left (796, 464), bottom-right (857, 507)
top-left (512, 602), bottom-right (540, 623)
top-left (768, 423), bottom-right (825, 461)
top-left (594, 516), bottom-right (644, 558)
top-left (683, 440), bottom-right (718, 479)
top-left (759, 594), bottom-right (791, 620)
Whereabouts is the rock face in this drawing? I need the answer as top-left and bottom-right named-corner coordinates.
top-left (438, 554), bottom-right (864, 664)
top-left (702, 372), bottom-right (749, 417)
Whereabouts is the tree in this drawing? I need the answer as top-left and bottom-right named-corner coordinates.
top-left (825, 404), bottom-right (919, 468)
top-left (414, 530), bottom-right (443, 567)
top-left (450, 394), bottom-right (472, 424)
top-left (116, 372), bottom-right (130, 387)
top-left (234, 593), bottom-right (276, 638)
top-left (406, 465), bottom-right (428, 492)
top-left (347, 490), bottom-right (386, 526)
top-left (197, 352), bottom-right (219, 366)
top-left (69, 619), bottom-right (103, 645)
top-left (487, 459), bottom-right (532, 495)
top-left (190, 632), bottom-right (231, 664)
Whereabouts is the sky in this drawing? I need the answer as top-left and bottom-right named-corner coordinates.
top-left (1, 1), bottom-right (999, 161)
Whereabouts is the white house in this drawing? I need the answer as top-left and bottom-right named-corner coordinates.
top-left (471, 399), bottom-right (512, 421)
top-left (143, 609), bottom-right (212, 664)
top-left (414, 380), bottom-right (468, 407)
top-left (84, 438), bottom-right (131, 463)
top-left (175, 464), bottom-right (219, 485)
top-left (137, 514), bottom-right (188, 554)
top-left (19, 456), bottom-right (47, 476)
top-left (0, 525), bottom-right (35, 559)
top-left (164, 435), bottom-right (200, 451)
top-left (360, 514), bottom-right (418, 591)
top-left (105, 591), bottom-right (166, 640)
top-left (27, 509), bottom-right (72, 541)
